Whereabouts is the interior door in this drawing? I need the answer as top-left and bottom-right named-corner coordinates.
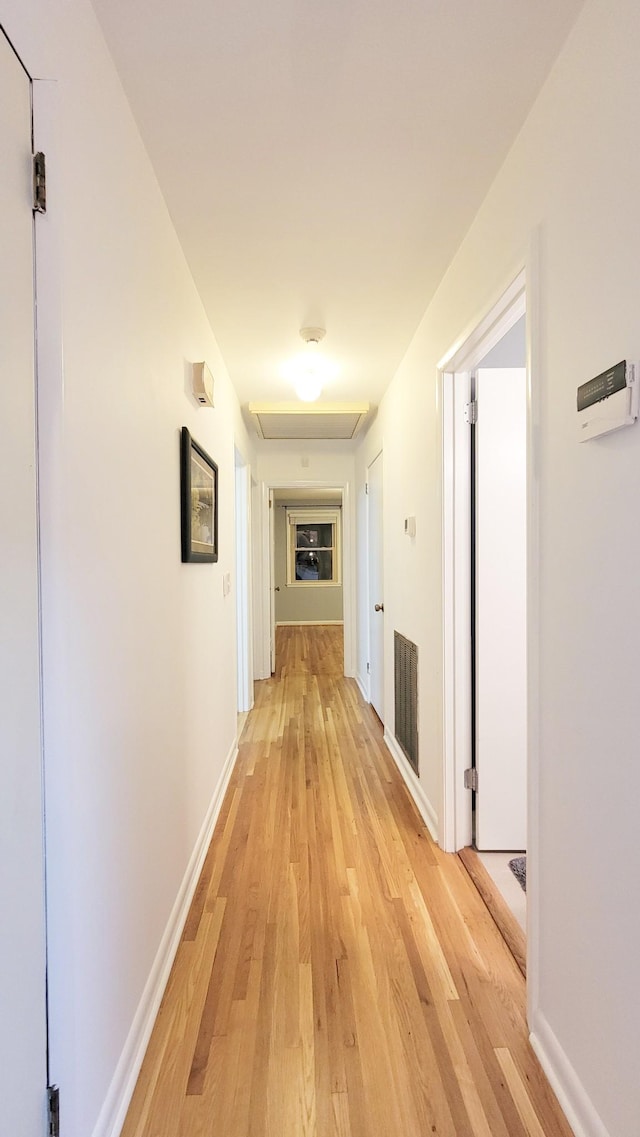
top-left (368, 452), bottom-right (384, 720)
top-left (474, 367), bottom-right (527, 850)
top-left (0, 28), bottom-right (49, 1133)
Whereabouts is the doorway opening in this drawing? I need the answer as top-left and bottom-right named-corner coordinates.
top-left (441, 270), bottom-right (532, 971)
top-left (272, 488), bottom-right (344, 675)
top-left (260, 483), bottom-right (352, 678)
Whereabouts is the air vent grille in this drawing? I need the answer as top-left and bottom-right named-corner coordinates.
top-left (394, 631), bottom-right (418, 774)
top-left (247, 402), bottom-right (370, 440)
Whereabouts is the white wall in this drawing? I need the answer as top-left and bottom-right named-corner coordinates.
top-left (0, 2), bottom-right (254, 1135)
top-left (357, 382), bottom-right (443, 811)
top-left (253, 440), bottom-right (356, 676)
top-left (356, 0), bottom-right (640, 1133)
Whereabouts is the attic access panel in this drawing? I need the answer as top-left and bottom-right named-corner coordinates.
top-left (248, 403), bottom-right (370, 440)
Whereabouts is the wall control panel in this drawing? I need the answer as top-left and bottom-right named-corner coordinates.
top-left (577, 360), bottom-right (638, 441)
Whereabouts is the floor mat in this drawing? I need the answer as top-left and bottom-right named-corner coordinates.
top-left (508, 855), bottom-right (526, 892)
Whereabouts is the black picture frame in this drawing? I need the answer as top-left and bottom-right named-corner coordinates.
top-left (180, 427), bottom-right (218, 563)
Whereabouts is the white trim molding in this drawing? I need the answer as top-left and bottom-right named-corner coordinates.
top-left (91, 740), bottom-right (239, 1137)
top-left (530, 1011), bottom-right (611, 1137)
top-left (356, 673), bottom-right (369, 702)
top-left (440, 367), bottom-right (473, 853)
top-left (384, 731), bottom-right (438, 842)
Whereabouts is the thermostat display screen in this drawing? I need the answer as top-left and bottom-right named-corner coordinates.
top-left (577, 361), bottom-right (626, 411)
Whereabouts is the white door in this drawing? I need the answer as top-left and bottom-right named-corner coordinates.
top-left (0, 29), bottom-right (49, 1134)
top-left (475, 367), bottom-right (527, 850)
top-left (368, 452), bottom-right (384, 720)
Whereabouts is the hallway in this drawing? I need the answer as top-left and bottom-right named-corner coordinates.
top-left (122, 626), bottom-right (571, 1137)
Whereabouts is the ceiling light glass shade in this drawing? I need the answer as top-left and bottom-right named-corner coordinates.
top-left (282, 344), bottom-right (338, 402)
top-left (294, 369), bottom-right (323, 402)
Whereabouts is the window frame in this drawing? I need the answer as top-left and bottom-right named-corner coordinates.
top-left (286, 508), bottom-right (342, 587)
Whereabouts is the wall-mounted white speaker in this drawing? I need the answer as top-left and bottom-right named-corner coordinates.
top-left (192, 361), bottom-right (214, 407)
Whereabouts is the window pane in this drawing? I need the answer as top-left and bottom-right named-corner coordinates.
top-left (316, 550), bottom-right (333, 580)
top-left (295, 550), bottom-right (320, 580)
top-left (295, 523), bottom-right (333, 549)
top-left (294, 549), bottom-right (333, 581)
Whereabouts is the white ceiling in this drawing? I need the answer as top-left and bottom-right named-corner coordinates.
top-left (92, 0), bottom-right (582, 410)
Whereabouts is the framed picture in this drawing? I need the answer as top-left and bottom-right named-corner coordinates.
top-left (180, 427), bottom-right (218, 562)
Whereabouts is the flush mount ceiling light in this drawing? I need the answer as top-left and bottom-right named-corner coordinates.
top-left (294, 327), bottom-right (327, 402)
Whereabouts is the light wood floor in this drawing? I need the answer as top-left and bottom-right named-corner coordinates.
top-left (122, 625), bottom-right (572, 1137)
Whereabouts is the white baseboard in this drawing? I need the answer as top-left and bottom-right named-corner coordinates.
top-left (529, 1011), bottom-right (611, 1137)
top-left (92, 739), bottom-right (239, 1137)
top-left (355, 672), bottom-right (369, 702)
top-left (383, 731), bottom-right (438, 842)
top-left (275, 620), bottom-right (344, 626)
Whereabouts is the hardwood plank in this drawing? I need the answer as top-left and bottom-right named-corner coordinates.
top-left (122, 625), bottom-right (573, 1137)
top-left (495, 1047), bottom-right (549, 1137)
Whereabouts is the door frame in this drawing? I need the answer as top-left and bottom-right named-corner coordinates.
top-left (439, 253), bottom-right (542, 1018)
top-left (0, 29), bottom-right (63, 1120)
top-left (366, 450), bottom-right (384, 720)
top-left (440, 257), bottom-right (542, 840)
top-left (256, 478), bottom-right (355, 679)
top-left (31, 75), bottom-right (64, 1104)
top-left (1, 33), bottom-right (49, 1129)
top-left (23, 63), bottom-right (73, 1106)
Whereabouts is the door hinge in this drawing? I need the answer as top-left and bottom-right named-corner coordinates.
top-left (464, 400), bottom-right (478, 425)
top-left (365, 482), bottom-right (369, 494)
top-left (463, 767), bottom-right (478, 792)
top-left (33, 151), bottom-right (47, 214)
top-left (366, 661), bottom-right (370, 673)
top-left (47, 1085), bottom-right (60, 1137)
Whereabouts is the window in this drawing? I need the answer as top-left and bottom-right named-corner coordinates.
top-left (286, 509), bottom-right (341, 586)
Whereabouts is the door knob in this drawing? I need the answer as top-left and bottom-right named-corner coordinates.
top-left (374, 602), bottom-right (384, 612)
top-left (274, 586), bottom-right (280, 592)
